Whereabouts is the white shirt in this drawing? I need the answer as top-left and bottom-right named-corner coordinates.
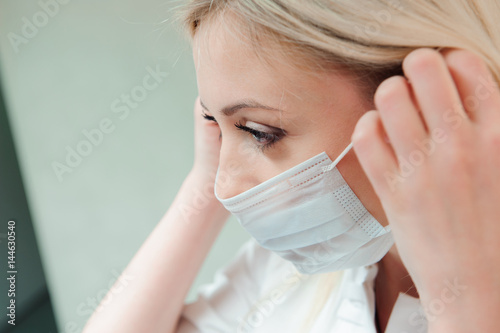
top-left (177, 239), bottom-right (428, 333)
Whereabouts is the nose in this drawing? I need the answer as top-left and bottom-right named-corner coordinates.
top-left (215, 140), bottom-right (258, 199)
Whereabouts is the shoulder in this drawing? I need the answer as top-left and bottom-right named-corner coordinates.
top-left (177, 239), bottom-right (301, 332)
top-left (206, 238), bottom-right (301, 298)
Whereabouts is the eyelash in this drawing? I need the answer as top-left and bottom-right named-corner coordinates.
top-left (201, 111), bottom-right (284, 151)
top-left (234, 121), bottom-right (283, 151)
top-left (202, 111), bottom-right (222, 141)
top-left (202, 112), bottom-right (216, 122)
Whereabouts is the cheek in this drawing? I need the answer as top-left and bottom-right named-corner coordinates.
top-left (313, 106), bottom-right (362, 158)
top-left (217, 131), bottom-right (306, 198)
top-left (215, 133), bottom-right (266, 198)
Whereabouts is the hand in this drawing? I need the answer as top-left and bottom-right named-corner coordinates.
top-left (351, 48), bottom-right (500, 331)
top-left (191, 96), bottom-right (223, 180)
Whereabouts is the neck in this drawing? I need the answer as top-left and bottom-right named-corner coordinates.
top-left (374, 246), bottom-right (419, 332)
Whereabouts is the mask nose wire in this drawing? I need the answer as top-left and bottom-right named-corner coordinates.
top-left (322, 142), bottom-right (354, 172)
top-left (215, 142), bottom-right (354, 199)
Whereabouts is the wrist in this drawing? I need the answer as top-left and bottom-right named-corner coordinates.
top-left (174, 170), bottom-right (229, 224)
top-left (424, 283), bottom-right (499, 333)
top-left (187, 166), bottom-right (216, 184)
top-left (190, 163), bottom-right (219, 181)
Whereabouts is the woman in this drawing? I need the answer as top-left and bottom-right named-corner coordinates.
top-left (83, 0), bottom-right (500, 332)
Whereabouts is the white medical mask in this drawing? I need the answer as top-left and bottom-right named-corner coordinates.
top-left (214, 143), bottom-right (394, 274)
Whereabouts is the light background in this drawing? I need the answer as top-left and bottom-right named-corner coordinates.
top-left (0, 0), bottom-right (249, 331)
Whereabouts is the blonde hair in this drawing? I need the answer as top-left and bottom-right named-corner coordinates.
top-left (177, 0), bottom-right (500, 330)
top-left (179, 0), bottom-right (500, 99)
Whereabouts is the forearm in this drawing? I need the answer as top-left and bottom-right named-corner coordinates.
top-left (82, 172), bottom-right (229, 333)
top-left (426, 283), bottom-right (499, 333)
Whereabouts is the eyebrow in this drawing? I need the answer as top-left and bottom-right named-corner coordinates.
top-left (199, 99), bottom-right (283, 116)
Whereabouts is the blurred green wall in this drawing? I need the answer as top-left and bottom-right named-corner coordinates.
top-left (0, 74), bottom-right (58, 332)
top-left (0, 0), bottom-right (249, 331)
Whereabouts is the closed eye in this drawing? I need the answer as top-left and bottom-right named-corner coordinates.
top-left (202, 111), bottom-right (217, 123)
top-left (234, 121), bottom-right (285, 151)
top-left (201, 111), bottom-right (222, 140)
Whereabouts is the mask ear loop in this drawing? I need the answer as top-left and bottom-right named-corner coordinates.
top-left (213, 167), bottom-right (222, 200)
top-left (322, 142), bottom-right (354, 172)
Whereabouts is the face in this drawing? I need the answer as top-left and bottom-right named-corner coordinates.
top-left (193, 18), bottom-right (389, 227)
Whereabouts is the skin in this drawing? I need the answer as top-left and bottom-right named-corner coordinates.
top-left (193, 19), bottom-right (387, 216)
top-left (194, 15), bottom-right (500, 333)
top-left (193, 17), bottom-right (409, 332)
top-left (82, 12), bottom-right (500, 333)
top-left (355, 48), bottom-right (500, 332)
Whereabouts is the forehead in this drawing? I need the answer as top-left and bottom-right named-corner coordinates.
top-left (193, 17), bottom-right (291, 81)
top-left (193, 17), bottom-right (327, 108)
top-left (191, 12), bottom-right (367, 124)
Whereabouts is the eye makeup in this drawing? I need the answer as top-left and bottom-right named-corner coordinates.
top-left (234, 120), bottom-right (285, 150)
top-left (201, 109), bottom-right (286, 151)
top-left (202, 111), bottom-right (217, 123)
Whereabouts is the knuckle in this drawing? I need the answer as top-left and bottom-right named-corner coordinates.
top-left (194, 96), bottom-right (201, 109)
top-left (442, 138), bottom-right (474, 171)
top-left (374, 76), bottom-right (407, 110)
top-left (403, 48), bottom-right (442, 76)
top-left (485, 129), bottom-right (500, 152)
top-left (352, 111), bottom-right (379, 144)
top-left (444, 48), bottom-right (484, 74)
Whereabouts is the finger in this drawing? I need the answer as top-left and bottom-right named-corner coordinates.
top-left (403, 48), bottom-right (472, 135)
top-left (193, 96), bottom-right (205, 120)
top-left (193, 96), bottom-right (222, 157)
top-left (442, 48), bottom-right (500, 126)
top-left (352, 111), bottom-right (399, 197)
top-left (194, 96), bottom-right (220, 136)
top-left (374, 75), bottom-right (428, 157)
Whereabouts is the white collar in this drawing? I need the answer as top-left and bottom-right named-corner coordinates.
top-left (369, 264), bottom-right (428, 333)
top-left (318, 264), bottom-right (428, 333)
top-left (385, 291), bottom-right (427, 333)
